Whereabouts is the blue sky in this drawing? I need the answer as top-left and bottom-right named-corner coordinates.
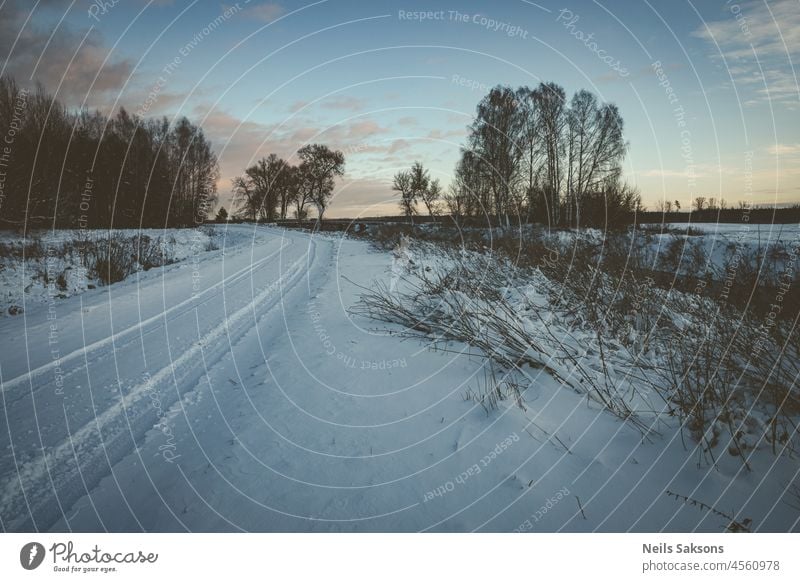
top-left (4, 0), bottom-right (799, 216)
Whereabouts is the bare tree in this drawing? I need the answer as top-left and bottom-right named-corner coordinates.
top-left (409, 161), bottom-right (430, 204)
top-left (565, 90), bottom-right (596, 225)
top-left (393, 169), bottom-right (416, 223)
top-left (517, 86), bottom-right (542, 221)
top-left (693, 196), bottom-right (707, 212)
top-left (232, 175), bottom-right (257, 221)
top-left (420, 178), bottom-right (442, 219)
top-left (394, 161), bottom-right (439, 222)
top-left (534, 82), bottom-right (567, 226)
top-left (445, 150), bottom-right (483, 225)
top-left (444, 183), bottom-right (465, 226)
top-left (279, 164), bottom-right (299, 220)
top-left (454, 149), bottom-right (487, 218)
top-left (231, 154), bottom-right (295, 222)
top-left (564, 90), bottom-right (626, 227)
top-left (468, 85), bottom-right (525, 227)
top-left (297, 144), bottom-right (345, 230)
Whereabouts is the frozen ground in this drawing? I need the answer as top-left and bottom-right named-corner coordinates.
top-left (0, 225), bottom-right (797, 532)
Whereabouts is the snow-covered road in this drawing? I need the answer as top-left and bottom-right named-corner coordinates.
top-left (1, 226), bottom-right (797, 532)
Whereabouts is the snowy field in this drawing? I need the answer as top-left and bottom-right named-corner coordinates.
top-left (0, 225), bottom-right (798, 532)
top-left (667, 221), bottom-right (800, 239)
top-left (645, 222), bottom-right (800, 281)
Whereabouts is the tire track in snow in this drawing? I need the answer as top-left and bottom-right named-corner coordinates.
top-left (0, 239), bottom-right (312, 531)
top-left (0, 237), bottom-right (291, 399)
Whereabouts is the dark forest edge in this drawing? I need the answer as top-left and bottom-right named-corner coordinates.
top-left (0, 74), bottom-right (218, 230)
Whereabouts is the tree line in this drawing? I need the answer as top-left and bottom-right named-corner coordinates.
top-left (642, 201), bottom-right (800, 225)
top-left (0, 74), bottom-right (219, 229)
top-left (231, 144), bottom-right (345, 227)
top-left (402, 82), bottom-right (639, 229)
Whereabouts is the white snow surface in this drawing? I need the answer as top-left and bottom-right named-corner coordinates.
top-left (0, 225), bottom-right (797, 532)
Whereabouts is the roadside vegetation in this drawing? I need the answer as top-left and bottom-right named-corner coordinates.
top-left (0, 227), bottom-right (221, 314)
top-left (353, 219), bottom-right (800, 473)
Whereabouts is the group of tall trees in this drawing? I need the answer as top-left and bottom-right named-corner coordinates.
top-left (0, 75), bottom-right (219, 229)
top-left (232, 144), bottom-right (345, 227)
top-left (444, 82), bottom-right (639, 228)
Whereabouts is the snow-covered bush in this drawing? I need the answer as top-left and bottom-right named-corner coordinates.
top-left (353, 242), bottom-right (653, 433)
top-left (81, 234), bottom-right (176, 284)
top-left (355, 230), bottom-right (800, 461)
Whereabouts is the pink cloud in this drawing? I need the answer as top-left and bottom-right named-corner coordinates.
top-left (240, 2), bottom-right (285, 23)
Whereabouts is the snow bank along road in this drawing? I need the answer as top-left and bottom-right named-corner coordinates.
top-left (1, 226), bottom-right (796, 532)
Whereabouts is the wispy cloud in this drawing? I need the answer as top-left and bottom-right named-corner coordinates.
top-left (693, 0), bottom-right (800, 106)
top-left (768, 143), bottom-right (800, 156)
top-left (239, 2), bottom-right (285, 23)
top-left (426, 128), bottom-right (466, 140)
top-left (343, 120), bottom-right (389, 139)
top-left (322, 95), bottom-right (368, 111)
top-left (387, 139), bottom-right (411, 154)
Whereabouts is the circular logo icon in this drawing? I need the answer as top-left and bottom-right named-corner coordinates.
top-left (20, 542), bottom-right (46, 570)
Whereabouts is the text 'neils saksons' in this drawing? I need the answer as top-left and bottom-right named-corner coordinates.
top-left (643, 543), bottom-right (724, 554)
